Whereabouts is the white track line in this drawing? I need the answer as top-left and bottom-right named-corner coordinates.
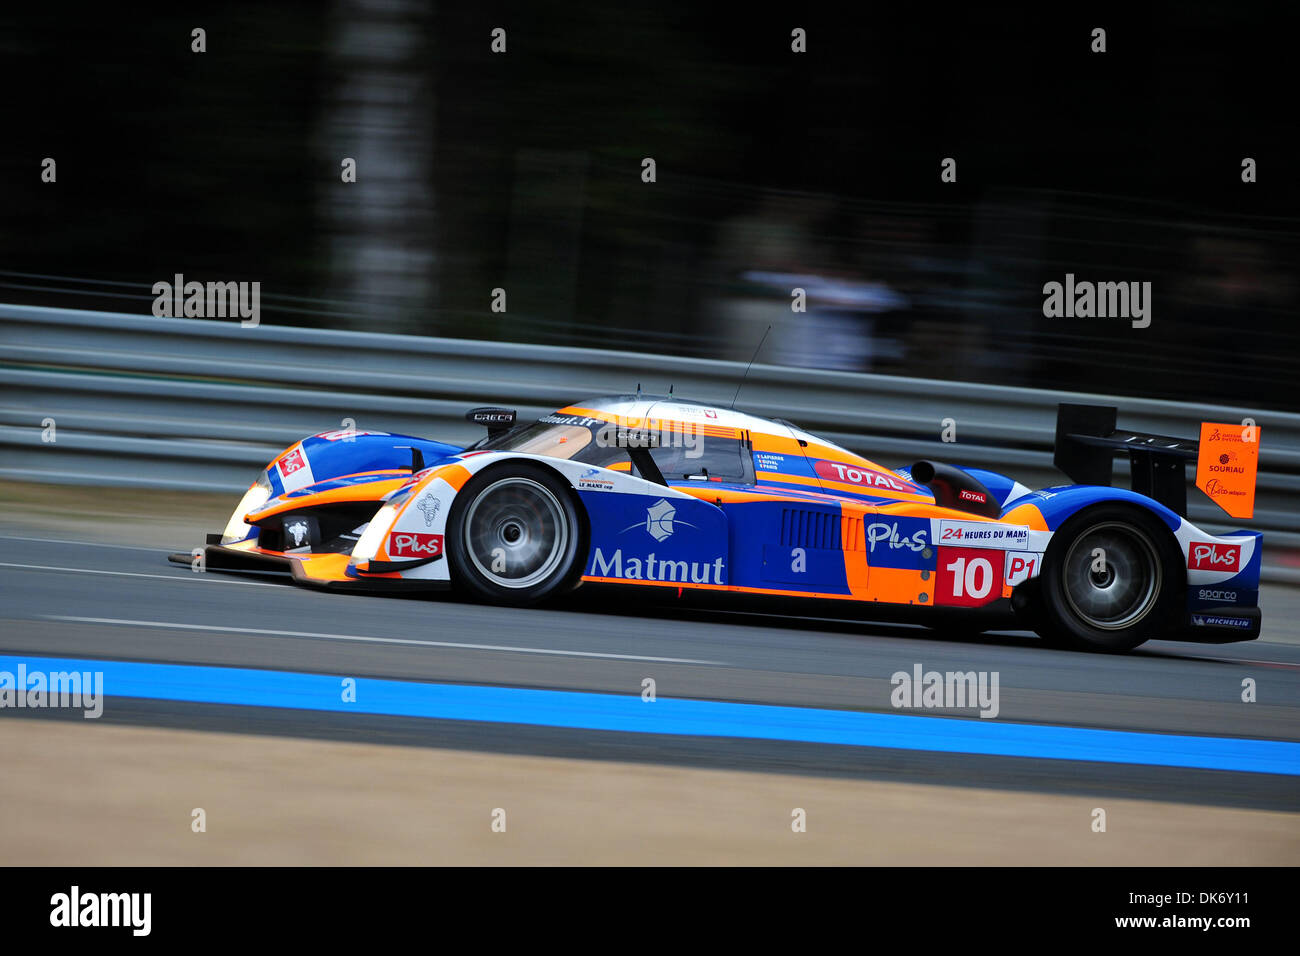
top-left (0, 534), bottom-right (170, 552)
top-left (46, 615), bottom-right (727, 665)
top-left (0, 562), bottom-right (280, 587)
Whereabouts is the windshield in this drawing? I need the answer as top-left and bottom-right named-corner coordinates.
top-left (476, 415), bottom-right (629, 466)
top-left (475, 412), bottom-right (756, 484)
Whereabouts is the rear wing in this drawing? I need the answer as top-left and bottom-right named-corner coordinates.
top-left (1053, 404), bottom-right (1259, 519)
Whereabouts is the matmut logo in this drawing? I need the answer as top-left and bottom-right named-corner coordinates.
top-left (621, 498), bottom-right (696, 543)
top-left (814, 460), bottom-right (916, 493)
top-left (388, 532), bottom-right (444, 559)
top-left (1188, 542), bottom-right (1241, 572)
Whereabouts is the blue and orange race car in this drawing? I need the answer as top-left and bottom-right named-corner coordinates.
top-left (175, 396), bottom-right (1263, 651)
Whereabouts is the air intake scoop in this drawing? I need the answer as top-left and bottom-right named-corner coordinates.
top-left (909, 460), bottom-right (1001, 518)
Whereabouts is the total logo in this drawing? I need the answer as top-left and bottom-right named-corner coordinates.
top-left (388, 532), bottom-right (444, 559)
top-left (1188, 542), bottom-right (1241, 572)
top-left (815, 461), bottom-right (917, 494)
top-left (866, 522), bottom-right (927, 553)
top-left (622, 498), bottom-right (696, 543)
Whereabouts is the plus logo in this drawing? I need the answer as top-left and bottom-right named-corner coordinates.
top-left (1188, 542), bottom-right (1241, 572)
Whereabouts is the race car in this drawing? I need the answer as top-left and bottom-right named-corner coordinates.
top-left (172, 396), bottom-right (1264, 651)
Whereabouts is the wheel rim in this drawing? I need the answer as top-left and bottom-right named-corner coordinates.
top-left (463, 477), bottom-right (569, 589)
top-left (1060, 521), bottom-right (1162, 630)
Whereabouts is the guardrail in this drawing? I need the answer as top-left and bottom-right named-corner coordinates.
top-left (2, 303), bottom-right (1296, 581)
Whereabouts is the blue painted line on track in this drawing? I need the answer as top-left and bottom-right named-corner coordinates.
top-left (2, 654), bottom-right (1297, 775)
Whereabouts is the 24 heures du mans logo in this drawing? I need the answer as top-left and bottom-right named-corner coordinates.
top-left (1188, 542), bottom-right (1241, 572)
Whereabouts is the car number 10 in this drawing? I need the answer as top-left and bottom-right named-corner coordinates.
top-left (945, 555), bottom-right (994, 599)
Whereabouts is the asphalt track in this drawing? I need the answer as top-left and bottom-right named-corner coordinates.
top-left (2, 533), bottom-right (1299, 811)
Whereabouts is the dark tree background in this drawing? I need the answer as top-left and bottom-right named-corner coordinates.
top-left (1, 1), bottom-right (1295, 407)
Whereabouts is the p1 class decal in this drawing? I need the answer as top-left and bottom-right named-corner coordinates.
top-left (1188, 542), bottom-right (1241, 572)
top-left (1004, 551), bottom-right (1041, 587)
top-left (813, 460), bottom-right (918, 494)
top-left (936, 547), bottom-right (1001, 607)
top-left (387, 532), bottom-right (444, 559)
top-left (275, 446), bottom-right (316, 492)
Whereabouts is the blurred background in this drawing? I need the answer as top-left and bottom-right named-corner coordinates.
top-left (1, 1), bottom-right (1295, 408)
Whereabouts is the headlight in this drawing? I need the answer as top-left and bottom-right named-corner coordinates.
top-left (221, 471), bottom-right (272, 543)
top-left (351, 500), bottom-right (400, 563)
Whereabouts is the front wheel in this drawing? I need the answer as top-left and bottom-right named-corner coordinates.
top-left (447, 464), bottom-right (584, 605)
top-left (1036, 505), bottom-right (1182, 652)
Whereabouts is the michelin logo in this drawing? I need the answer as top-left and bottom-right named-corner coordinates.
top-left (1191, 614), bottom-right (1252, 629)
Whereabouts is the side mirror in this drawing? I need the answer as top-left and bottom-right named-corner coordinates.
top-left (466, 406), bottom-right (516, 438)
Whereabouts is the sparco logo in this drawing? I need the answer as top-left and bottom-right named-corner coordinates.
top-left (1188, 542), bottom-right (1241, 572)
top-left (1198, 589), bottom-right (1239, 602)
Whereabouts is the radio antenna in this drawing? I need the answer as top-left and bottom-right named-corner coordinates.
top-left (730, 325), bottom-right (772, 409)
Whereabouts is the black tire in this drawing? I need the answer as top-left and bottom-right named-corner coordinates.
top-left (1036, 504), bottom-right (1183, 652)
top-left (447, 463), bottom-right (585, 606)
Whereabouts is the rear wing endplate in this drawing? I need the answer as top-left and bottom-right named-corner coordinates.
top-left (1053, 404), bottom-right (1258, 519)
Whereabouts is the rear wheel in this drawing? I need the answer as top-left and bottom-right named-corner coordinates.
top-left (1037, 505), bottom-right (1181, 651)
top-left (447, 464), bottom-right (584, 605)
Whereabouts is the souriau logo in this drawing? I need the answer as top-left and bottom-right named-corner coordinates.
top-left (50, 886), bottom-right (151, 936)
